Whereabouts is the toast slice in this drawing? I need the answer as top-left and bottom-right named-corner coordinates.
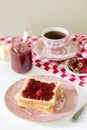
top-left (14, 77), bottom-right (63, 114)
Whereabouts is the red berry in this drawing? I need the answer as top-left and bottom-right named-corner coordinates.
top-left (70, 57), bottom-right (78, 64)
top-left (70, 63), bottom-right (77, 69)
top-left (36, 90), bottom-right (42, 97)
top-left (80, 67), bottom-right (87, 73)
top-left (77, 60), bottom-right (85, 68)
top-left (68, 61), bottom-right (77, 71)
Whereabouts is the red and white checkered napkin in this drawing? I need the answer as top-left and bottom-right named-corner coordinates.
top-left (72, 33), bottom-right (87, 58)
top-left (0, 36), bottom-right (12, 44)
top-left (0, 35), bottom-right (87, 87)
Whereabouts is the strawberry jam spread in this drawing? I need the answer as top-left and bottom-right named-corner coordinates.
top-left (22, 79), bottom-right (55, 101)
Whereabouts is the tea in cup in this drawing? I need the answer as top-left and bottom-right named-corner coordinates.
top-left (42, 27), bottom-right (70, 51)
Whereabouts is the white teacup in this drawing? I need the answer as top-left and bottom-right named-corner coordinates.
top-left (42, 27), bottom-right (70, 51)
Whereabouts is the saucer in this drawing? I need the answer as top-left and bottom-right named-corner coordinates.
top-left (34, 40), bottom-right (78, 61)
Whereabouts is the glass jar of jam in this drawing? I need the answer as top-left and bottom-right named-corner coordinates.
top-left (10, 36), bottom-right (32, 73)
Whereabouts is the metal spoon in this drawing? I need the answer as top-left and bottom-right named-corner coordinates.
top-left (72, 102), bottom-right (87, 122)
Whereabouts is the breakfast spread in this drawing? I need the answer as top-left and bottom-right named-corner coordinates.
top-left (14, 77), bottom-right (64, 114)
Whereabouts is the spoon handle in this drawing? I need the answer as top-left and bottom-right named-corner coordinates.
top-left (72, 102), bottom-right (87, 122)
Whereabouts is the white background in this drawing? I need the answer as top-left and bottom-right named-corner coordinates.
top-left (0, 0), bottom-right (87, 36)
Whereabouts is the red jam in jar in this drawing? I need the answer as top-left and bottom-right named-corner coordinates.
top-left (10, 37), bottom-right (32, 73)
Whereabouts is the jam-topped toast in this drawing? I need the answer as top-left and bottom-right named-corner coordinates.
top-left (14, 77), bottom-right (64, 114)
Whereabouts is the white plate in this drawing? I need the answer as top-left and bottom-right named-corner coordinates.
top-left (65, 60), bottom-right (87, 76)
top-left (34, 40), bottom-right (78, 61)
